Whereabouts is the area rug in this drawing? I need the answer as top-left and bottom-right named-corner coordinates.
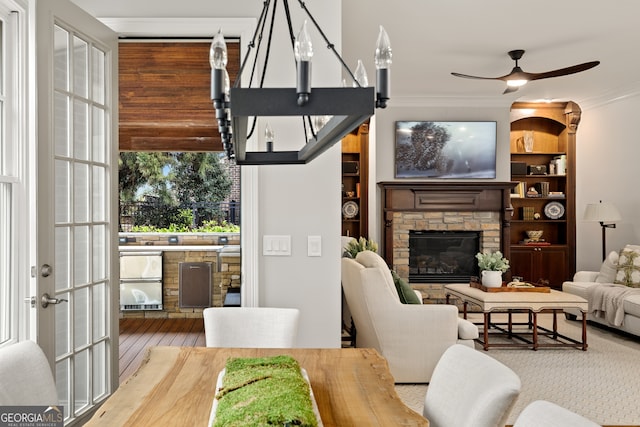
top-left (395, 313), bottom-right (640, 425)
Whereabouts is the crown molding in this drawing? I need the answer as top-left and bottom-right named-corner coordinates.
top-left (389, 95), bottom-right (513, 109)
top-left (574, 81), bottom-right (640, 111)
top-left (98, 17), bottom-right (256, 39)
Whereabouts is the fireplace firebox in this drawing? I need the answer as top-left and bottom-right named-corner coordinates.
top-left (409, 230), bottom-right (480, 283)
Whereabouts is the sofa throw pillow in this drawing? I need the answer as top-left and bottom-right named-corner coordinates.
top-left (390, 270), bottom-right (421, 304)
top-left (614, 246), bottom-right (640, 288)
top-left (596, 250), bottom-right (619, 283)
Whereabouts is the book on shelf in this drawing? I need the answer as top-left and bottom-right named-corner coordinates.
top-left (521, 241), bottom-right (552, 246)
top-left (520, 206), bottom-right (535, 221)
top-left (510, 181), bottom-right (526, 198)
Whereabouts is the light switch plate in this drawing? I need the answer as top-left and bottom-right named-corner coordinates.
top-left (307, 235), bottom-right (322, 257)
top-left (263, 235), bottom-right (291, 256)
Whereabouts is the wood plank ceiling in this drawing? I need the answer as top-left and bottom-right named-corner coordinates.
top-left (119, 40), bottom-right (240, 152)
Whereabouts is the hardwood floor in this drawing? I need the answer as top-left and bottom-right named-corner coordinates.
top-left (118, 318), bottom-right (205, 383)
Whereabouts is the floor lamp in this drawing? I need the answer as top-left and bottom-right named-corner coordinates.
top-left (584, 201), bottom-right (622, 260)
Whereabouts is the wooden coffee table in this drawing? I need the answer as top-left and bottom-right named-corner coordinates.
top-left (444, 283), bottom-right (588, 351)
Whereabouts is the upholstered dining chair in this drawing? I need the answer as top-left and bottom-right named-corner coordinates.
top-left (203, 307), bottom-right (300, 348)
top-left (0, 340), bottom-right (58, 405)
top-left (423, 344), bottom-right (521, 427)
top-left (513, 400), bottom-right (601, 427)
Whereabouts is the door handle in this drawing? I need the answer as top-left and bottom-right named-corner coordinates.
top-left (41, 293), bottom-right (68, 308)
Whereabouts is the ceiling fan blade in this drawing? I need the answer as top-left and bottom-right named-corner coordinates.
top-left (527, 61), bottom-right (600, 81)
top-left (452, 50), bottom-right (600, 95)
top-left (451, 72), bottom-right (500, 81)
top-left (503, 85), bottom-right (519, 94)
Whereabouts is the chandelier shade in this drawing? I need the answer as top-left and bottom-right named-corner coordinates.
top-left (211, 0), bottom-right (390, 165)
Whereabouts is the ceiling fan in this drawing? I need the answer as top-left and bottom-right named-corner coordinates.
top-left (451, 49), bottom-right (600, 94)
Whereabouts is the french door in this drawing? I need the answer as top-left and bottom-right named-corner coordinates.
top-left (35, 1), bottom-right (118, 424)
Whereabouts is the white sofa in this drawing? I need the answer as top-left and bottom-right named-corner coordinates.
top-left (341, 250), bottom-right (479, 383)
top-left (563, 248), bottom-right (640, 337)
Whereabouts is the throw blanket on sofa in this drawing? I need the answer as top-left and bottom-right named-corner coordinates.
top-left (587, 284), bottom-right (640, 326)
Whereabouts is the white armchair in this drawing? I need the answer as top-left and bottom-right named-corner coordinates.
top-left (423, 344), bottom-right (521, 427)
top-left (513, 400), bottom-right (601, 427)
top-left (0, 341), bottom-right (58, 405)
top-left (341, 250), bottom-right (478, 383)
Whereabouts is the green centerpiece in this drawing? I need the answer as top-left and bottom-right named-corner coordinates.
top-left (213, 355), bottom-right (318, 427)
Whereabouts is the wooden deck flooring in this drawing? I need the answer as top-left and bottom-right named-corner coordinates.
top-left (118, 318), bottom-right (205, 383)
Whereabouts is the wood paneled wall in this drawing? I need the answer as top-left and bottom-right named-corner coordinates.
top-left (119, 41), bottom-right (240, 152)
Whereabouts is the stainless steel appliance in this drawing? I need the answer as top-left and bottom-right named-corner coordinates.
top-left (120, 251), bottom-right (163, 311)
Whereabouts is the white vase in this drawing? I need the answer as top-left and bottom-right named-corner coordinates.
top-left (481, 270), bottom-right (503, 288)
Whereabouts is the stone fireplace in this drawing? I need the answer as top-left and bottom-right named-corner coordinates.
top-left (379, 181), bottom-right (514, 302)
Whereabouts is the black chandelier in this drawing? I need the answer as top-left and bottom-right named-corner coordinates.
top-left (210, 0), bottom-right (392, 165)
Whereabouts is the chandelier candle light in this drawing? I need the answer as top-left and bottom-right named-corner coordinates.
top-left (210, 0), bottom-right (392, 165)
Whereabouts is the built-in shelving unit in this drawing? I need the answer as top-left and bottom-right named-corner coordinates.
top-left (341, 122), bottom-right (369, 238)
top-left (509, 101), bottom-right (581, 287)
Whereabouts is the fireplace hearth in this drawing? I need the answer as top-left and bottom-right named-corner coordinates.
top-left (409, 230), bottom-right (480, 283)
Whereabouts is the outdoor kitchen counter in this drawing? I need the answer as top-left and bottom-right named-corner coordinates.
top-left (118, 245), bottom-right (225, 252)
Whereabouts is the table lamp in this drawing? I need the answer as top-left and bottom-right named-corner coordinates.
top-left (584, 200), bottom-right (622, 260)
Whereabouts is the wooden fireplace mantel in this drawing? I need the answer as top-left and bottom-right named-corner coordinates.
top-left (378, 181), bottom-right (515, 268)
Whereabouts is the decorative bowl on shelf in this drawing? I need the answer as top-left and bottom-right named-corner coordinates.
top-left (526, 230), bottom-right (543, 241)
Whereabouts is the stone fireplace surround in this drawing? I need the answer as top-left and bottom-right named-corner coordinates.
top-left (379, 181), bottom-right (514, 303)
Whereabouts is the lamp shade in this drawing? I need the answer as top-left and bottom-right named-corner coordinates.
top-left (583, 201), bottom-right (622, 222)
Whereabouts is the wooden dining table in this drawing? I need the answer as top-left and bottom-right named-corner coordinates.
top-left (85, 346), bottom-right (428, 426)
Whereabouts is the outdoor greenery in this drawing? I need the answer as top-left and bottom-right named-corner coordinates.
top-left (119, 152), bottom-right (235, 230)
top-left (131, 219), bottom-right (240, 233)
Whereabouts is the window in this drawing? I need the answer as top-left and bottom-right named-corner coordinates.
top-left (0, 3), bottom-right (26, 345)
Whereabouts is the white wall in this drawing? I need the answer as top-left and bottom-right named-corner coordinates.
top-left (576, 95), bottom-right (640, 271)
top-left (252, 2), bottom-right (342, 348)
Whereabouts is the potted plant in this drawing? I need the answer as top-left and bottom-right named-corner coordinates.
top-left (343, 237), bottom-right (378, 259)
top-left (476, 251), bottom-right (510, 287)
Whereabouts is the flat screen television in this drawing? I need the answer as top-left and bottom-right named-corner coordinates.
top-left (395, 121), bottom-right (497, 179)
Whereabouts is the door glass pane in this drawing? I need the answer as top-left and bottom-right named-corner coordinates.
top-left (73, 162), bottom-right (89, 223)
top-left (0, 19), bottom-right (3, 89)
top-left (91, 46), bottom-right (105, 105)
top-left (92, 106), bottom-right (105, 163)
top-left (92, 224), bottom-right (105, 280)
top-left (55, 291), bottom-right (70, 357)
top-left (55, 226), bottom-right (70, 292)
top-left (92, 281), bottom-right (106, 338)
top-left (73, 225), bottom-right (89, 286)
top-left (54, 93), bottom-right (70, 157)
top-left (55, 358), bottom-right (70, 418)
top-left (55, 159), bottom-right (70, 222)
top-left (74, 349), bottom-right (90, 413)
top-left (53, 25), bottom-right (68, 91)
top-left (92, 165), bottom-right (105, 222)
top-left (93, 340), bottom-right (107, 398)
top-left (0, 184), bottom-right (11, 344)
top-left (0, 102), bottom-right (4, 174)
top-left (74, 286), bottom-right (89, 348)
top-left (72, 36), bottom-right (88, 98)
top-left (73, 99), bottom-right (89, 160)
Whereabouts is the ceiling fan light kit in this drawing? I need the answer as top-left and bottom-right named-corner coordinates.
top-left (452, 49), bottom-right (600, 94)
